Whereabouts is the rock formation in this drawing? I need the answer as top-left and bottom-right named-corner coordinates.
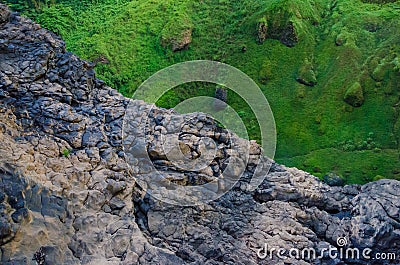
top-left (160, 13), bottom-right (193, 52)
top-left (0, 5), bottom-right (399, 265)
top-left (213, 87), bottom-right (227, 111)
top-left (296, 59), bottom-right (317, 87)
top-left (344, 82), bottom-right (364, 107)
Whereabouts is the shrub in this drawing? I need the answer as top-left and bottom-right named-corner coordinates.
top-left (62, 149), bottom-right (71, 158)
top-left (32, 4), bottom-right (76, 36)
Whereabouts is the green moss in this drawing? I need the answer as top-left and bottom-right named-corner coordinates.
top-left (296, 59), bottom-right (317, 86)
top-left (373, 175), bottom-right (386, 181)
top-left (361, 0), bottom-right (397, 4)
top-left (344, 82), bottom-right (364, 107)
top-left (258, 59), bottom-right (275, 84)
top-left (31, 4), bottom-right (76, 36)
top-left (160, 11), bottom-right (193, 51)
top-left (278, 148), bottom-right (400, 184)
top-left (7, 0), bottom-right (400, 184)
top-left (296, 85), bottom-right (307, 98)
top-left (335, 28), bottom-right (356, 46)
top-left (372, 63), bottom-right (392, 81)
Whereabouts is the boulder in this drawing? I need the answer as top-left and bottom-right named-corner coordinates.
top-left (296, 60), bottom-right (317, 86)
top-left (344, 81), bottom-right (364, 107)
top-left (323, 173), bottom-right (344, 187)
top-left (213, 86), bottom-right (228, 110)
top-left (0, 4), bottom-right (10, 25)
top-left (160, 13), bottom-right (193, 52)
top-left (257, 17), bottom-right (298, 47)
top-left (162, 28), bottom-right (192, 52)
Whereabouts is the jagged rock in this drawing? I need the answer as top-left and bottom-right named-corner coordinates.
top-left (11, 208), bottom-right (31, 224)
top-left (108, 197), bottom-right (126, 211)
top-left (0, 220), bottom-right (12, 241)
top-left (41, 245), bottom-right (64, 265)
top-left (174, 29), bottom-right (191, 51)
top-left (107, 180), bottom-right (126, 195)
top-left (257, 18), bottom-right (299, 47)
top-left (0, 4), bottom-right (399, 265)
top-left (323, 172), bottom-right (344, 187)
top-left (0, 4), bottom-right (10, 25)
top-left (279, 21), bottom-right (299, 47)
top-left (257, 4), bottom-right (302, 48)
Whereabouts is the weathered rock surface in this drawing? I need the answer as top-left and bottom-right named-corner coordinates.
top-left (0, 5), bottom-right (399, 265)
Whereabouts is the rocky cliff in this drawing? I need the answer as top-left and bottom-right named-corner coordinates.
top-left (0, 4), bottom-right (399, 265)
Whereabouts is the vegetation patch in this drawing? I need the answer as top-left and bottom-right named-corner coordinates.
top-left (5, 0), bottom-right (400, 184)
top-left (160, 11), bottom-right (193, 52)
top-left (296, 58), bottom-right (317, 86)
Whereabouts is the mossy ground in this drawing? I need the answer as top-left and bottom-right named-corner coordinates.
top-left (6, 0), bottom-right (400, 184)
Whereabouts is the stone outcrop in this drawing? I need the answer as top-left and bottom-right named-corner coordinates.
top-left (344, 82), bottom-right (364, 107)
top-left (296, 59), bottom-right (317, 87)
top-left (257, 21), bottom-right (268, 44)
top-left (213, 87), bottom-right (227, 111)
top-left (257, 19), bottom-right (299, 47)
top-left (161, 28), bottom-right (192, 52)
top-left (0, 5), bottom-right (399, 265)
top-left (160, 14), bottom-right (193, 52)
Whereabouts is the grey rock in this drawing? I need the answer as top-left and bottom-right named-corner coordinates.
top-left (323, 172), bottom-right (345, 186)
top-left (0, 4), bottom-right (399, 265)
top-left (109, 197), bottom-right (126, 211)
top-left (10, 208), bottom-right (30, 223)
top-left (107, 180), bottom-right (126, 195)
top-left (0, 5), bottom-right (10, 25)
top-left (42, 245), bottom-right (64, 265)
top-left (0, 219), bottom-right (12, 240)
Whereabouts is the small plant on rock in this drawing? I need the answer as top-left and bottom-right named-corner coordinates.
top-left (62, 149), bottom-right (71, 158)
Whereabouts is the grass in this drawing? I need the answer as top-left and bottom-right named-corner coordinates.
top-left (6, 0), bottom-right (400, 184)
top-left (280, 148), bottom-right (400, 184)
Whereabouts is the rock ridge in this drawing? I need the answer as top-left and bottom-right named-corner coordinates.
top-left (0, 4), bottom-right (399, 265)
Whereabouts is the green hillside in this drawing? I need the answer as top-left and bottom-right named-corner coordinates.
top-left (5, 0), bottom-right (400, 184)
